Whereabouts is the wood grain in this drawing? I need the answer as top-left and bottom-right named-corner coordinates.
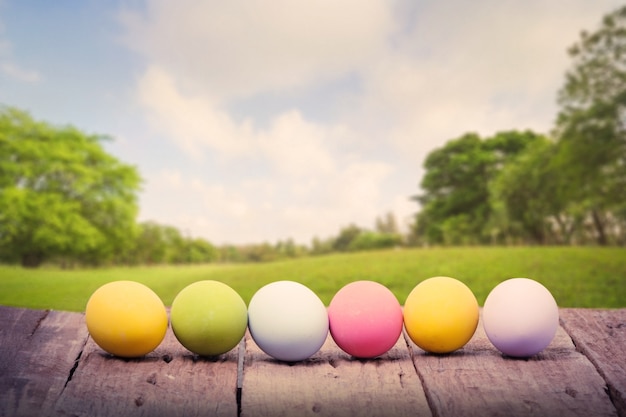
top-left (404, 313), bottom-right (618, 417)
top-left (240, 332), bottom-right (431, 417)
top-left (2, 307), bottom-right (625, 417)
top-left (560, 308), bottom-right (626, 417)
top-left (0, 307), bottom-right (88, 417)
top-left (55, 325), bottom-right (240, 417)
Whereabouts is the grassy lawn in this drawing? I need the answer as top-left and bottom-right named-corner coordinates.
top-left (0, 246), bottom-right (624, 312)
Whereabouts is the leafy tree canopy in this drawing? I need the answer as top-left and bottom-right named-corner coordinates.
top-left (415, 130), bottom-right (544, 244)
top-left (554, 5), bottom-right (626, 243)
top-left (0, 106), bottom-right (141, 267)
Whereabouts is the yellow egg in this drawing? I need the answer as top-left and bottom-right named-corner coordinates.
top-left (403, 276), bottom-right (479, 353)
top-left (85, 281), bottom-right (168, 358)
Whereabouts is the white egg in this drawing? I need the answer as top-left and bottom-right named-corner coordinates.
top-left (247, 281), bottom-right (329, 362)
top-left (483, 278), bottom-right (559, 357)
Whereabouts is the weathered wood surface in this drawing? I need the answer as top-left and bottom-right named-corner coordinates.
top-left (1, 306), bottom-right (625, 417)
top-left (405, 317), bottom-right (617, 417)
top-left (54, 327), bottom-right (239, 417)
top-left (241, 332), bottom-right (430, 417)
top-left (0, 307), bottom-right (87, 417)
top-left (560, 309), bottom-right (626, 417)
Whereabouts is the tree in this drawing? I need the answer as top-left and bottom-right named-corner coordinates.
top-left (0, 107), bottom-right (141, 267)
top-left (310, 236), bottom-right (334, 255)
top-left (554, 5), bottom-right (626, 244)
top-left (415, 131), bottom-right (542, 245)
top-left (332, 224), bottom-right (363, 252)
top-left (275, 238), bottom-right (307, 258)
top-left (375, 212), bottom-right (399, 235)
top-left (415, 133), bottom-right (489, 244)
top-left (348, 231), bottom-right (402, 251)
top-left (490, 138), bottom-right (572, 244)
top-left (184, 238), bottom-right (218, 263)
top-left (119, 221), bottom-right (167, 264)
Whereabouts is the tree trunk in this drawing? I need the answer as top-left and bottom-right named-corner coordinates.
top-left (553, 214), bottom-right (574, 244)
top-left (21, 252), bottom-right (44, 268)
top-left (591, 209), bottom-right (608, 245)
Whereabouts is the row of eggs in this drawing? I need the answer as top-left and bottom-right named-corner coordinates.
top-left (85, 277), bottom-right (559, 362)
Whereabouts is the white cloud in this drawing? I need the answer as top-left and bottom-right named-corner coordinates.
top-left (0, 20), bottom-right (41, 83)
top-left (136, 66), bottom-right (255, 156)
top-left (140, 156), bottom-right (394, 244)
top-left (135, 65), bottom-right (352, 177)
top-left (124, 0), bottom-right (623, 244)
top-left (347, 0), bottom-right (624, 157)
top-left (133, 61), bottom-right (399, 243)
top-left (160, 169), bottom-right (182, 187)
top-left (0, 61), bottom-right (40, 83)
top-left (257, 110), bottom-right (339, 177)
top-left (120, 0), bottom-right (395, 100)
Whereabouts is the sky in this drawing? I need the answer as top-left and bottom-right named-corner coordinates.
top-left (0, 0), bottom-right (623, 245)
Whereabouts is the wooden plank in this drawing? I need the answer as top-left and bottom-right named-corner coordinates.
top-left (0, 305), bottom-right (48, 342)
top-left (0, 306), bottom-right (48, 384)
top-left (0, 307), bottom-right (88, 417)
top-left (2, 306), bottom-right (623, 417)
top-left (560, 308), bottom-right (626, 417)
top-left (54, 323), bottom-right (240, 417)
top-left (405, 313), bottom-right (618, 417)
top-left (240, 332), bottom-right (431, 417)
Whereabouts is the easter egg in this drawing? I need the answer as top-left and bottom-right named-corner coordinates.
top-left (170, 280), bottom-right (248, 356)
top-left (483, 278), bottom-right (558, 357)
top-left (328, 280), bottom-right (403, 358)
top-left (85, 281), bottom-right (168, 358)
top-left (403, 276), bottom-right (479, 353)
top-left (247, 281), bottom-right (328, 362)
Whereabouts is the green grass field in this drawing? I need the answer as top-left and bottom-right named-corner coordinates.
top-left (0, 246), bottom-right (624, 312)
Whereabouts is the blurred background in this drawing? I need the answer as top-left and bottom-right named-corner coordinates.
top-left (1, 0), bottom-right (624, 268)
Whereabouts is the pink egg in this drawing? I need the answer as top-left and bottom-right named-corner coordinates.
top-left (328, 281), bottom-right (403, 358)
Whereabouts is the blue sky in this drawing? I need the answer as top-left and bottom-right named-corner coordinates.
top-left (1, 0), bottom-right (622, 245)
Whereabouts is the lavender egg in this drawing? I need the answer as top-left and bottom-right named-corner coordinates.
top-left (483, 278), bottom-right (559, 357)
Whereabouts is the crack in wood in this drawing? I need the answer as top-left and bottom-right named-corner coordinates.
top-left (236, 336), bottom-right (246, 417)
top-left (61, 334), bottom-right (88, 392)
top-left (51, 324), bottom-right (90, 414)
top-left (561, 312), bottom-right (624, 416)
top-left (1, 307), bottom-right (623, 417)
top-left (402, 330), bottom-right (440, 417)
top-left (29, 309), bottom-right (50, 337)
top-left (604, 384), bottom-right (621, 417)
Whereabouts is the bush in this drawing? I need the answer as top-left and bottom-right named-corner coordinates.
top-left (348, 232), bottom-right (403, 251)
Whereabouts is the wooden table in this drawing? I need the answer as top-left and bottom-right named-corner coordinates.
top-left (1, 306), bottom-right (625, 417)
